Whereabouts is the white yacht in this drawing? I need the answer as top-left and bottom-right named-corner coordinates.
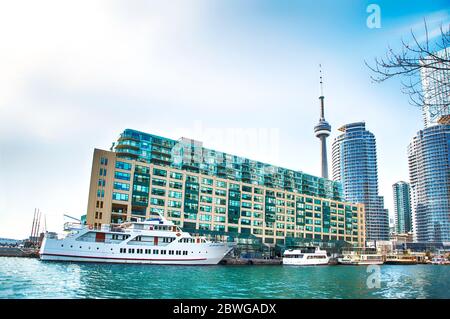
top-left (338, 250), bottom-right (384, 265)
top-left (39, 214), bottom-right (233, 265)
top-left (282, 247), bottom-right (330, 266)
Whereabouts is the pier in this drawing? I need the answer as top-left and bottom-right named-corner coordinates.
top-left (0, 247), bottom-right (39, 258)
top-left (220, 257), bottom-right (282, 265)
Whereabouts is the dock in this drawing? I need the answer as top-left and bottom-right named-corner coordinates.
top-left (220, 257), bottom-right (282, 265)
top-left (0, 247), bottom-right (39, 258)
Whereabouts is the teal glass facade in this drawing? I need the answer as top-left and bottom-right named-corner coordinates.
top-left (113, 129), bottom-right (343, 201)
top-left (408, 124), bottom-right (450, 243)
top-left (332, 122), bottom-right (389, 241)
top-left (392, 181), bottom-right (412, 234)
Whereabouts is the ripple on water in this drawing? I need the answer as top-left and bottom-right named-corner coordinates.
top-left (1, 258), bottom-right (449, 299)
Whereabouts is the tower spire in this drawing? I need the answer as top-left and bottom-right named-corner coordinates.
top-left (319, 64), bottom-right (324, 97)
top-left (319, 64), bottom-right (325, 119)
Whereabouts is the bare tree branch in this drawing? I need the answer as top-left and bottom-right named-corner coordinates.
top-left (366, 20), bottom-right (450, 118)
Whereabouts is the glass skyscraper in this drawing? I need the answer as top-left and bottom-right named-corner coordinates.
top-left (392, 181), bottom-right (412, 234)
top-left (332, 122), bottom-right (389, 241)
top-left (408, 123), bottom-right (450, 243)
top-left (420, 48), bottom-right (450, 128)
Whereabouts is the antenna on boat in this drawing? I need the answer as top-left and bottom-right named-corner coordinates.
top-left (63, 214), bottom-right (81, 222)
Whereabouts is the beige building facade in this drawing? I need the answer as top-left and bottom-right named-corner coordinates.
top-left (87, 148), bottom-right (366, 247)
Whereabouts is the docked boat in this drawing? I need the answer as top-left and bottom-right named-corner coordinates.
top-left (39, 213), bottom-right (233, 265)
top-left (384, 254), bottom-right (418, 265)
top-left (282, 246), bottom-right (330, 266)
top-left (431, 256), bottom-right (450, 265)
top-left (338, 249), bottom-right (384, 265)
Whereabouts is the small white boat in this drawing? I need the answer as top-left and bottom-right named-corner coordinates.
top-left (39, 213), bottom-right (233, 265)
top-left (431, 256), bottom-right (450, 265)
top-left (282, 247), bottom-right (329, 266)
top-left (338, 250), bottom-right (384, 265)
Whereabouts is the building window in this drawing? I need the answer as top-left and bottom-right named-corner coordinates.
top-left (133, 184), bottom-right (149, 193)
top-left (152, 178), bottom-right (167, 187)
top-left (151, 188), bottom-right (166, 197)
top-left (115, 161), bottom-right (132, 171)
top-left (153, 168), bottom-right (167, 177)
top-left (112, 192), bottom-right (129, 201)
top-left (169, 191), bottom-right (182, 199)
top-left (150, 197), bottom-right (165, 206)
top-left (201, 178), bottom-right (213, 186)
top-left (215, 180), bottom-right (227, 188)
top-left (114, 182), bottom-right (130, 191)
top-left (114, 171), bottom-right (131, 181)
top-left (168, 200), bottom-right (182, 208)
top-left (169, 181), bottom-right (183, 189)
top-left (170, 172), bottom-right (183, 180)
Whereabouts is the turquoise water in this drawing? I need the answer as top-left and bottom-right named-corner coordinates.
top-left (0, 257), bottom-right (449, 299)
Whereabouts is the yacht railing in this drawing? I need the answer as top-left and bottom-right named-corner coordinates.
top-left (63, 222), bottom-right (84, 231)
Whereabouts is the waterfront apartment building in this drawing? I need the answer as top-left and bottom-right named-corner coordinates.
top-left (392, 181), bottom-right (412, 234)
top-left (420, 48), bottom-right (450, 128)
top-left (86, 129), bottom-right (366, 247)
top-left (332, 122), bottom-right (389, 241)
top-left (408, 122), bottom-right (450, 243)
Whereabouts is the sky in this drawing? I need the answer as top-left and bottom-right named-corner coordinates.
top-left (0, 0), bottom-right (449, 239)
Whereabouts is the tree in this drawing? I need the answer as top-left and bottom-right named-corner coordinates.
top-left (366, 21), bottom-right (450, 121)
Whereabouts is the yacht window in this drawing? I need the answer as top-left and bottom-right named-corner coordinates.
top-left (153, 249), bottom-right (158, 254)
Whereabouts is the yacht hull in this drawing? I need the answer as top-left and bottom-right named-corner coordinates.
top-left (39, 237), bottom-right (231, 265)
top-left (282, 259), bottom-right (329, 266)
top-left (384, 260), bottom-right (417, 265)
top-left (338, 260), bottom-right (384, 265)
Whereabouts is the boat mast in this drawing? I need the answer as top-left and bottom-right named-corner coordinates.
top-left (30, 208), bottom-right (37, 245)
top-left (35, 209), bottom-right (41, 246)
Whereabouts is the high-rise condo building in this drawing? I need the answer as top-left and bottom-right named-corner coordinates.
top-left (407, 121), bottom-right (450, 243)
top-left (86, 129), bottom-right (366, 247)
top-left (392, 181), bottom-right (412, 234)
top-left (420, 48), bottom-right (450, 128)
top-left (332, 122), bottom-right (389, 241)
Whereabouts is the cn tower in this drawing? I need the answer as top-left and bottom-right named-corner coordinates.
top-left (314, 66), bottom-right (331, 179)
